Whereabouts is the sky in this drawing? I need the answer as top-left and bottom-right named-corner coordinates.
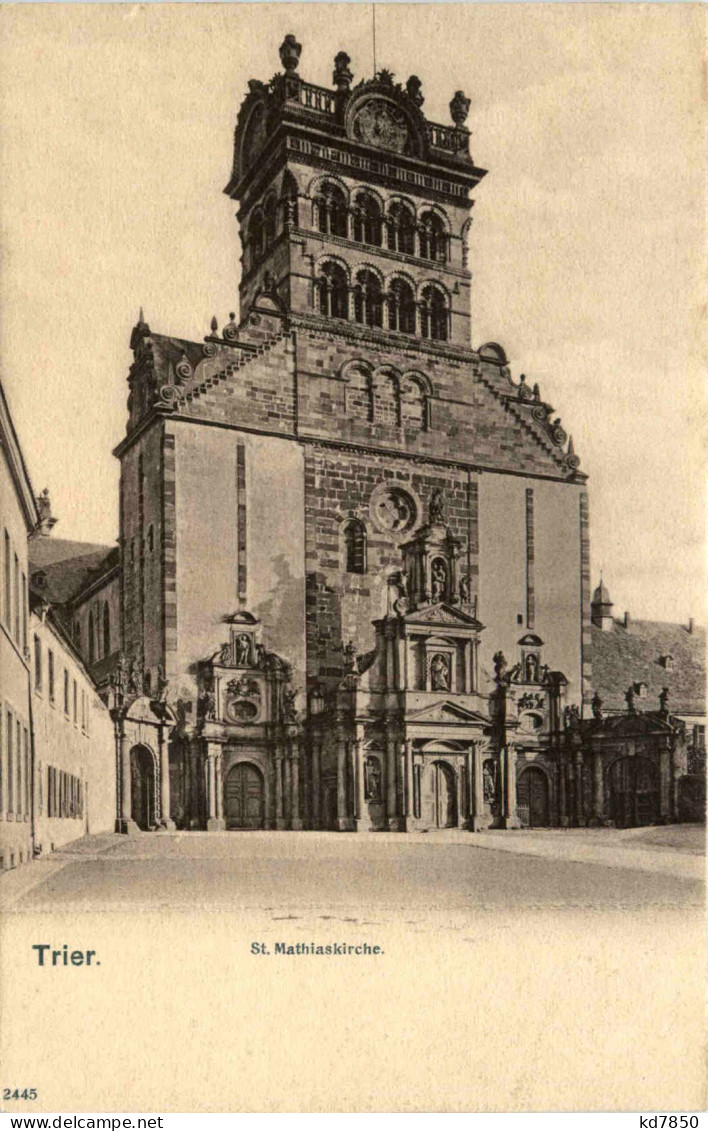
top-left (0, 3), bottom-right (703, 622)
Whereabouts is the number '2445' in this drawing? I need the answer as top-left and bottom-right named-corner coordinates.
top-left (3, 1088), bottom-right (37, 1101)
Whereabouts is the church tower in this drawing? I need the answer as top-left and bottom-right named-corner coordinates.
top-left (224, 35), bottom-right (486, 348)
top-left (113, 33), bottom-right (590, 837)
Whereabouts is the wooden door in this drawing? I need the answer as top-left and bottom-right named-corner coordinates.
top-left (130, 746), bottom-right (154, 830)
top-left (610, 757), bottom-right (658, 828)
top-left (517, 767), bottom-right (550, 828)
top-left (225, 763), bottom-right (264, 829)
top-left (434, 762), bottom-right (457, 828)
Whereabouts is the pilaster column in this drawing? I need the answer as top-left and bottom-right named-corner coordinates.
top-left (588, 750), bottom-right (601, 823)
top-left (396, 636), bottom-right (407, 690)
top-left (574, 750), bottom-right (585, 825)
top-left (500, 745), bottom-right (521, 829)
top-left (290, 740), bottom-right (303, 831)
top-left (312, 739), bottom-right (322, 830)
top-left (559, 752), bottom-right (569, 827)
top-left (158, 727), bottom-right (176, 830)
top-left (464, 641), bottom-right (473, 694)
top-left (336, 733), bottom-right (354, 831)
top-left (659, 745), bottom-right (671, 821)
top-left (387, 731), bottom-right (404, 831)
top-left (115, 723), bottom-right (140, 834)
top-left (283, 755), bottom-right (292, 828)
top-left (215, 753), bottom-right (223, 822)
top-left (467, 743), bottom-right (486, 830)
top-left (206, 744), bottom-right (225, 831)
top-left (355, 737), bottom-right (367, 829)
top-left (275, 753), bottom-right (286, 830)
top-left (405, 740), bottom-right (414, 821)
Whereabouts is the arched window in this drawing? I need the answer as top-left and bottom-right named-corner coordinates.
top-left (402, 376), bottom-right (427, 430)
top-left (420, 285), bottom-right (448, 342)
top-left (375, 372), bottom-right (401, 427)
top-left (247, 211), bottom-right (265, 271)
top-left (352, 194), bottom-right (383, 247)
top-left (103, 602), bottom-right (110, 656)
top-left (344, 520), bottom-right (367, 574)
top-left (345, 366), bottom-right (374, 422)
top-left (281, 172), bottom-right (299, 227)
top-left (387, 203), bottom-right (416, 255)
top-left (388, 278), bottom-right (416, 334)
top-left (263, 196), bottom-right (277, 248)
top-left (419, 211), bottom-right (447, 263)
top-left (316, 182), bottom-right (348, 238)
top-left (88, 610), bottom-right (95, 665)
top-left (353, 270), bottom-right (383, 328)
top-left (316, 262), bottom-right (349, 320)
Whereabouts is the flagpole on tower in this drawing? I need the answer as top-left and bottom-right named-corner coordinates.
top-left (372, 4), bottom-right (377, 74)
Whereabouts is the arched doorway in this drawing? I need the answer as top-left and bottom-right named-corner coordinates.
top-left (224, 762), bottom-right (265, 829)
top-left (131, 745), bottom-right (156, 830)
top-left (517, 766), bottom-right (550, 827)
top-left (609, 756), bottom-right (659, 828)
top-left (433, 761), bottom-right (457, 828)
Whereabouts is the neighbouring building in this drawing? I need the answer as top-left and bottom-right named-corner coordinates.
top-left (0, 379), bottom-right (117, 871)
top-left (0, 380), bottom-right (36, 869)
top-left (573, 581), bottom-right (706, 827)
top-left (29, 596), bottom-right (116, 854)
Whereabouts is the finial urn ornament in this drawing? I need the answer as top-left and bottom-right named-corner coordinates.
top-left (333, 51), bottom-right (353, 91)
top-left (449, 90), bottom-right (470, 127)
top-left (279, 34), bottom-right (302, 74)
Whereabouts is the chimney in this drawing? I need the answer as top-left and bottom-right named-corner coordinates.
top-left (688, 617), bottom-right (694, 635)
top-left (623, 611), bottom-right (630, 628)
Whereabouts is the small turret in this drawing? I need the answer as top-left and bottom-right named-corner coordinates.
top-left (591, 576), bottom-right (614, 632)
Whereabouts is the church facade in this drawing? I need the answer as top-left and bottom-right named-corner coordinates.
top-left (110, 34), bottom-right (595, 834)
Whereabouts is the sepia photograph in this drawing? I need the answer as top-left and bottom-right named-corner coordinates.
top-left (0, 2), bottom-right (704, 1115)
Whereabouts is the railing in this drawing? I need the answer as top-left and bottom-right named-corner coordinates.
top-left (428, 122), bottom-right (468, 155)
top-left (298, 82), bottom-right (337, 116)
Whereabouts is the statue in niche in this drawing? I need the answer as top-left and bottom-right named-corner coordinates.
top-left (459, 574), bottom-right (470, 603)
top-left (564, 704), bottom-right (581, 730)
top-left (218, 641), bottom-right (231, 665)
top-left (431, 559), bottom-right (447, 602)
top-left (388, 571), bottom-right (409, 616)
top-left (429, 488), bottom-right (445, 524)
top-left (430, 652), bottom-right (450, 691)
top-left (199, 686), bottom-right (216, 720)
top-left (127, 657), bottom-right (142, 697)
top-left (155, 664), bottom-right (169, 703)
top-left (235, 633), bottom-right (251, 666)
top-left (525, 654), bottom-right (539, 683)
top-left (483, 760), bottom-right (496, 804)
top-left (111, 655), bottom-right (127, 700)
top-left (283, 687), bottom-right (298, 721)
top-left (365, 757), bottom-right (382, 801)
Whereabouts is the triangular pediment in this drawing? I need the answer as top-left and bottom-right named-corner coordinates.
top-left (406, 699), bottom-right (489, 725)
top-left (404, 601), bottom-right (482, 628)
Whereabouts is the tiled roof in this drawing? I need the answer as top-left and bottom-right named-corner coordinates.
top-left (590, 619), bottom-right (705, 717)
top-left (28, 538), bottom-right (115, 608)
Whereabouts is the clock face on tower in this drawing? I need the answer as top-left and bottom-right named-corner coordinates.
top-left (351, 99), bottom-right (409, 154)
